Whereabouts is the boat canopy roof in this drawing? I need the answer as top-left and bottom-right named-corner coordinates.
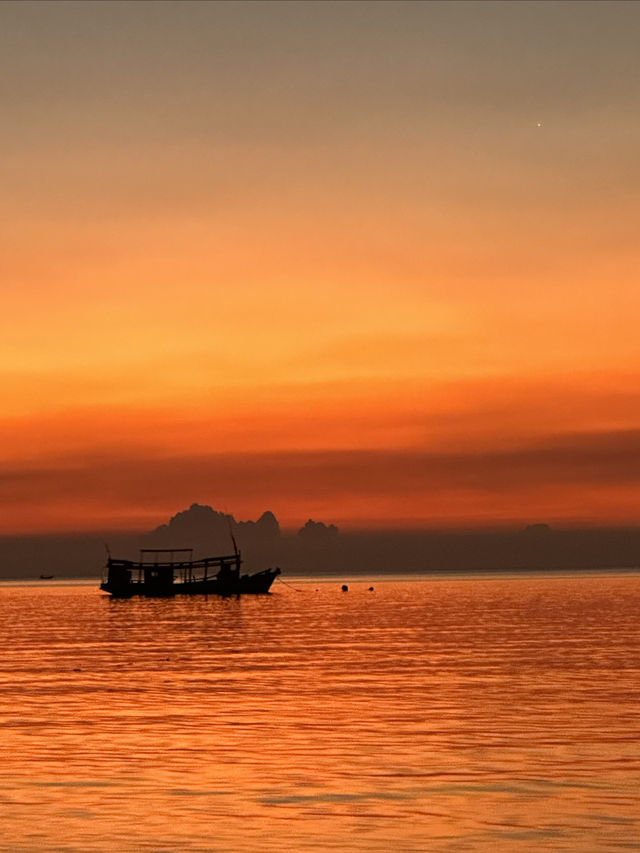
top-left (108, 550), bottom-right (240, 570)
top-left (140, 548), bottom-right (193, 553)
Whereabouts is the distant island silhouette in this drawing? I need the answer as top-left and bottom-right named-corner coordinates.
top-left (1, 503), bottom-right (640, 579)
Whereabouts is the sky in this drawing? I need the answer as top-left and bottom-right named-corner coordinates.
top-left (2, 0), bottom-right (640, 534)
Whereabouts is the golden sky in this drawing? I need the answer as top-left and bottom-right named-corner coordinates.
top-left (2, 0), bottom-right (640, 533)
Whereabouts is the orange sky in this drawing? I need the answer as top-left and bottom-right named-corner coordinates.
top-left (2, 1), bottom-right (640, 534)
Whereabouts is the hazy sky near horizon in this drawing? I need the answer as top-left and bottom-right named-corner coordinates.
top-left (2, 0), bottom-right (640, 533)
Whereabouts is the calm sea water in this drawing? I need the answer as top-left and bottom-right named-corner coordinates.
top-left (0, 573), bottom-right (638, 852)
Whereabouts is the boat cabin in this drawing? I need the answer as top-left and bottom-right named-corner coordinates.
top-left (102, 548), bottom-right (242, 597)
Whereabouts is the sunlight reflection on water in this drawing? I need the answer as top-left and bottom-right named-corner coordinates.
top-left (0, 574), bottom-right (638, 851)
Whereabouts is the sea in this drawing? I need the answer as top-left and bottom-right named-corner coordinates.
top-left (0, 572), bottom-right (638, 852)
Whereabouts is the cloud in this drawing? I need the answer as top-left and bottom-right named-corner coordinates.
top-left (2, 428), bottom-right (640, 533)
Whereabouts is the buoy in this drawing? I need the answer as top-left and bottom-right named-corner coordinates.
top-left (341, 584), bottom-right (349, 592)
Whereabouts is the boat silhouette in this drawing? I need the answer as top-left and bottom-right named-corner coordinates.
top-left (100, 547), bottom-right (280, 598)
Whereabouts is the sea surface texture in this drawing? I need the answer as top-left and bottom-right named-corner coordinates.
top-left (0, 574), bottom-right (638, 852)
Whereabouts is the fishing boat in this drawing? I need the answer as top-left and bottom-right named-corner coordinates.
top-left (100, 547), bottom-right (280, 598)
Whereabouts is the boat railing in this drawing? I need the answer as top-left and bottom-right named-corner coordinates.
top-left (106, 552), bottom-right (242, 587)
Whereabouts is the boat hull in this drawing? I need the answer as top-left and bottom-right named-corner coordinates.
top-left (100, 567), bottom-right (280, 598)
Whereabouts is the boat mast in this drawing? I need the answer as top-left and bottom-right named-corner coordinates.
top-left (227, 517), bottom-right (241, 570)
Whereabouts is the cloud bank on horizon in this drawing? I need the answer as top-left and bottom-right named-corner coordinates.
top-left (1, 1), bottom-right (639, 533)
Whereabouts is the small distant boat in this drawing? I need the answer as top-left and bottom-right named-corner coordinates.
top-left (39, 575), bottom-right (54, 580)
top-left (99, 547), bottom-right (280, 598)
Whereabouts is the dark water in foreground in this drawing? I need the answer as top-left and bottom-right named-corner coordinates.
top-left (0, 574), bottom-right (638, 852)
